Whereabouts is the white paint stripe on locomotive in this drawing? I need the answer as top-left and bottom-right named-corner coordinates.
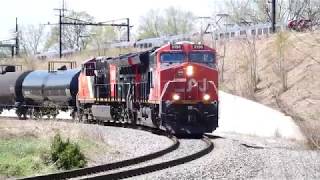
top-left (87, 76), bottom-right (94, 98)
top-left (159, 80), bottom-right (172, 115)
top-left (160, 81), bottom-right (171, 101)
top-left (208, 81), bottom-right (218, 95)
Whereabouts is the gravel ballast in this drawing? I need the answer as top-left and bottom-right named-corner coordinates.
top-left (131, 132), bottom-right (320, 180)
top-left (82, 139), bottom-right (207, 179)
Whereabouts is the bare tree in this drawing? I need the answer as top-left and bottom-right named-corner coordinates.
top-left (138, 9), bottom-right (164, 39)
top-left (20, 24), bottom-right (46, 55)
top-left (276, 31), bottom-right (289, 92)
top-left (247, 35), bottom-right (258, 92)
top-left (138, 7), bottom-right (195, 39)
top-left (288, 0), bottom-right (320, 25)
top-left (220, 40), bottom-right (227, 82)
top-left (90, 26), bottom-right (117, 55)
top-left (225, 0), bottom-right (269, 24)
top-left (163, 7), bottom-right (195, 35)
top-left (224, 0), bottom-right (320, 26)
top-left (45, 10), bottom-right (94, 51)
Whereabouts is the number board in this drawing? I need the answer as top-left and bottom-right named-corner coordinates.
top-left (192, 44), bottom-right (204, 50)
top-left (171, 44), bottom-right (182, 50)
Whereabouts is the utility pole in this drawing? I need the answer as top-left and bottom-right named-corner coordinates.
top-left (59, 9), bottom-right (62, 58)
top-left (53, 7), bottom-right (66, 58)
top-left (272, 0), bottom-right (276, 33)
top-left (127, 18), bottom-right (130, 42)
top-left (15, 17), bottom-right (19, 56)
top-left (54, 0), bottom-right (67, 58)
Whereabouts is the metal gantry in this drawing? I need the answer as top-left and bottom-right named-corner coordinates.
top-left (53, 3), bottom-right (131, 58)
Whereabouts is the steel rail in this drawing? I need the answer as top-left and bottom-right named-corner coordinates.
top-left (83, 136), bottom-right (213, 180)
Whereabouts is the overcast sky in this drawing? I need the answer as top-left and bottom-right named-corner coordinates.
top-left (0, 0), bottom-right (225, 40)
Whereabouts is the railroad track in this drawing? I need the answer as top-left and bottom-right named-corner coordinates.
top-left (0, 115), bottom-right (214, 180)
top-left (81, 136), bottom-right (213, 180)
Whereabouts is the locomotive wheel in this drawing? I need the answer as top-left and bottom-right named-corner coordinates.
top-left (131, 111), bottom-right (137, 125)
top-left (33, 111), bottom-right (42, 120)
top-left (151, 109), bottom-right (161, 128)
top-left (121, 109), bottom-right (129, 124)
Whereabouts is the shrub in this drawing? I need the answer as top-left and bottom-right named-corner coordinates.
top-left (50, 134), bottom-right (87, 170)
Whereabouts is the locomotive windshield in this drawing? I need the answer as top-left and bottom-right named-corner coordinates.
top-left (160, 52), bottom-right (185, 63)
top-left (189, 52), bottom-right (215, 64)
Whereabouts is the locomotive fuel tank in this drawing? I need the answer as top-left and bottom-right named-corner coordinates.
top-left (0, 71), bottom-right (31, 106)
top-left (22, 69), bottom-right (80, 105)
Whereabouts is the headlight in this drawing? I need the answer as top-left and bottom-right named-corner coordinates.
top-left (203, 94), bottom-right (210, 101)
top-left (186, 65), bottom-right (193, 77)
top-left (172, 94), bottom-right (180, 101)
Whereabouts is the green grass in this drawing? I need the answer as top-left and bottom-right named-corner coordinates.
top-left (0, 137), bottom-right (54, 178)
top-left (0, 136), bottom-right (104, 178)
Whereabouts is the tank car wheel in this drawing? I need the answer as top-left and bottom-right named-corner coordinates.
top-left (51, 110), bottom-right (58, 120)
top-left (16, 107), bottom-right (27, 120)
top-left (71, 110), bottom-right (78, 121)
top-left (30, 108), bottom-right (42, 120)
top-left (17, 113), bottom-right (25, 120)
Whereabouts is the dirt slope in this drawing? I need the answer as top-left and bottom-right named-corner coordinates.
top-left (210, 31), bottom-right (320, 148)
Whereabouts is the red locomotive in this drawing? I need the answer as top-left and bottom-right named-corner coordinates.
top-left (77, 42), bottom-right (218, 135)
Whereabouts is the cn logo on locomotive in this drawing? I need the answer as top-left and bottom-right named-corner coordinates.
top-left (187, 78), bottom-right (207, 92)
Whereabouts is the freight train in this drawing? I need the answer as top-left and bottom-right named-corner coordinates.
top-left (0, 41), bottom-right (219, 135)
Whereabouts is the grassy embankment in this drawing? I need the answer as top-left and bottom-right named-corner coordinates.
top-left (0, 136), bottom-right (100, 178)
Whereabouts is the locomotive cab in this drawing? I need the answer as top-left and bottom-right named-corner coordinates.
top-left (154, 42), bottom-right (219, 135)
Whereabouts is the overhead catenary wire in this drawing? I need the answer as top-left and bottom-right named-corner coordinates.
top-left (52, 4), bottom-right (131, 58)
